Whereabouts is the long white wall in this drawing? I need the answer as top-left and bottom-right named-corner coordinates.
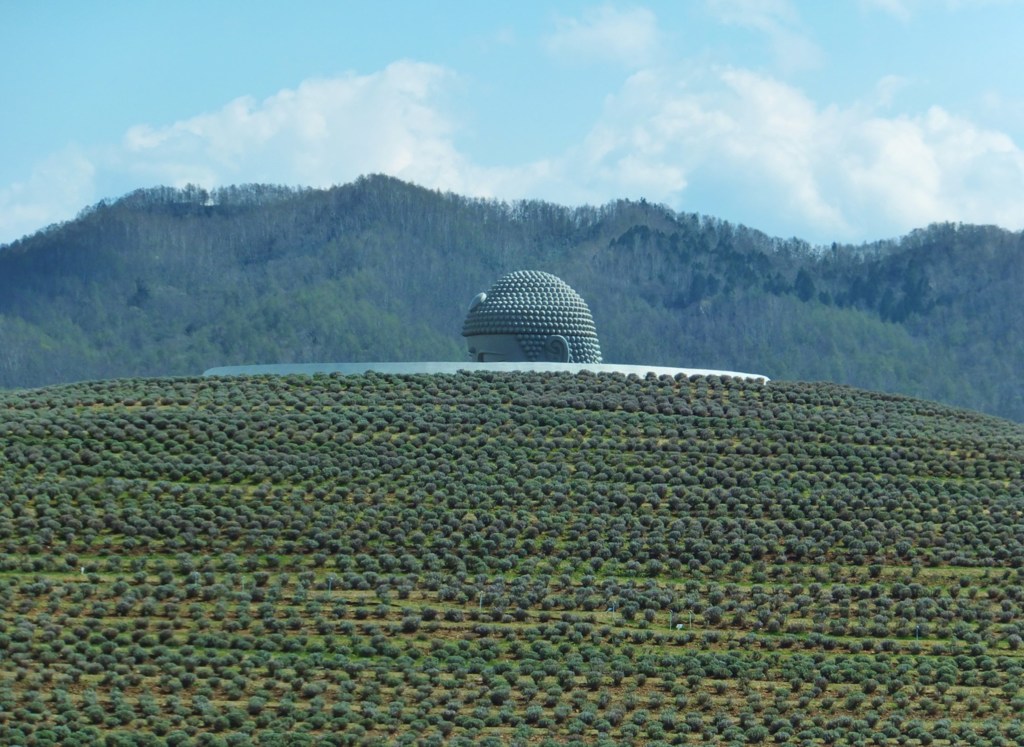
top-left (203, 361), bottom-right (769, 381)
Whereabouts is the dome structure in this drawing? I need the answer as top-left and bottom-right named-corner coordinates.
top-left (462, 270), bottom-right (602, 363)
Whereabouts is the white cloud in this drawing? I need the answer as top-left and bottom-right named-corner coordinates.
top-left (709, 0), bottom-right (801, 28)
top-left (0, 147), bottom-right (95, 244)
top-left (860, 0), bottom-right (1021, 20)
top-left (1, 62), bottom-right (478, 244)
top-left (872, 75), bottom-right (911, 108)
top-left (3, 52), bottom-right (1024, 247)
top-left (707, 0), bottom-right (822, 71)
top-left (859, 0), bottom-right (915, 20)
top-left (118, 61), bottom-right (467, 191)
top-left (979, 90), bottom-right (1024, 134)
top-left (544, 5), bottom-right (662, 68)
top-left (553, 63), bottom-right (1024, 242)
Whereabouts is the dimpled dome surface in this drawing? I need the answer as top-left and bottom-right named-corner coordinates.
top-left (462, 270), bottom-right (602, 363)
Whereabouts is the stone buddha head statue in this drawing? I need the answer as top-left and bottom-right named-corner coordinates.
top-left (462, 270), bottom-right (603, 363)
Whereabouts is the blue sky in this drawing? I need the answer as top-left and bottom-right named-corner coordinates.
top-left (2, 0), bottom-right (1023, 246)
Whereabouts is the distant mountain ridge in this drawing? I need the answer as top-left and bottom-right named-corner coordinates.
top-left (1, 175), bottom-right (1022, 420)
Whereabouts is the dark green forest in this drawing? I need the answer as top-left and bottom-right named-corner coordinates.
top-left (1, 175), bottom-right (1022, 420)
top-left (2, 372), bottom-right (1024, 745)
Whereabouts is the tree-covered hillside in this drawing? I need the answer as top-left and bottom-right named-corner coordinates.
top-left (1, 176), bottom-right (1023, 420)
top-left (2, 372), bottom-right (1024, 744)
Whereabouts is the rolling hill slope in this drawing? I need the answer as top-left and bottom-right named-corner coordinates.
top-left (2, 371), bottom-right (1024, 744)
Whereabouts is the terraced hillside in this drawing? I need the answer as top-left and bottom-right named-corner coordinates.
top-left (2, 372), bottom-right (1024, 746)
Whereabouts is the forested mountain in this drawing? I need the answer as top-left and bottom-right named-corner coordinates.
top-left (1, 175), bottom-right (1022, 420)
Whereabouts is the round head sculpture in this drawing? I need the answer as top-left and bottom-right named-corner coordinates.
top-left (462, 270), bottom-right (603, 363)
